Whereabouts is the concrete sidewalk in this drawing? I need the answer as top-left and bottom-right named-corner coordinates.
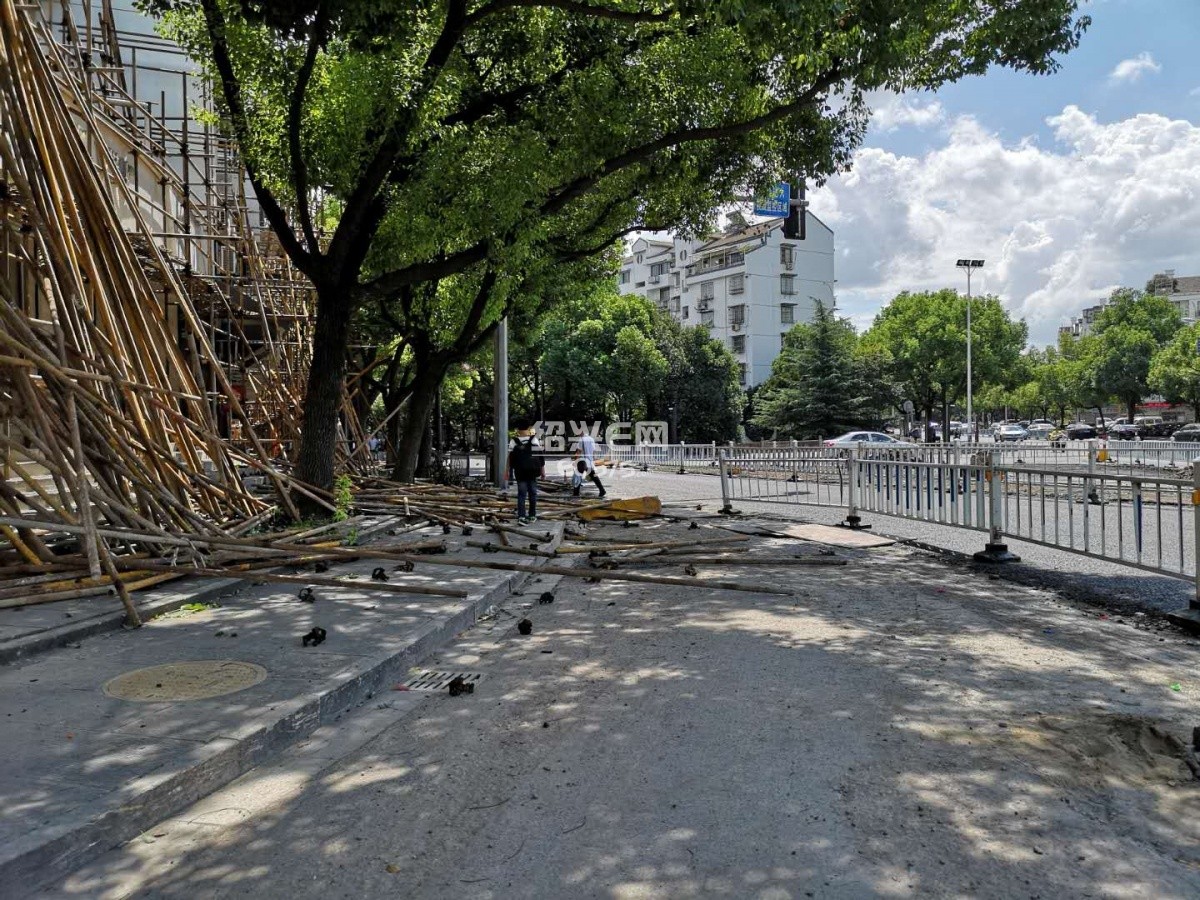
top-left (0, 520), bottom-right (569, 895)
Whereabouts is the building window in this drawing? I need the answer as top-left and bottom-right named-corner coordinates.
top-left (660, 287), bottom-right (671, 303)
top-left (738, 363), bottom-right (747, 385)
top-left (619, 269), bottom-right (630, 284)
top-left (636, 252), bottom-right (643, 263)
top-left (650, 262), bottom-right (668, 277)
top-left (732, 335), bottom-right (746, 353)
top-left (701, 310), bottom-right (715, 326)
top-left (781, 304), bottom-right (795, 324)
top-left (729, 273), bottom-right (744, 294)
top-left (729, 304), bottom-right (746, 326)
top-left (780, 244), bottom-right (795, 269)
top-left (682, 306), bottom-right (689, 320)
top-left (700, 281), bottom-right (715, 301)
top-left (781, 274), bottom-right (796, 295)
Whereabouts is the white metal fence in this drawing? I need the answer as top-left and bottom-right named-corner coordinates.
top-left (718, 444), bottom-right (1200, 599)
top-left (600, 437), bottom-right (1200, 477)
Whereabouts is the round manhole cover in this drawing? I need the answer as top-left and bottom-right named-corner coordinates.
top-left (103, 660), bottom-right (267, 702)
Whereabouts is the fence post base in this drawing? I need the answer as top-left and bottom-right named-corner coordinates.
top-left (719, 504), bottom-right (740, 516)
top-left (973, 542), bottom-right (1020, 563)
top-left (837, 514), bottom-right (871, 530)
top-left (1165, 608), bottom-right (1200, 634)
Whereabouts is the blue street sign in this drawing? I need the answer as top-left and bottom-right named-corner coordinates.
top-left (753, 182), bottom-right (790, 217)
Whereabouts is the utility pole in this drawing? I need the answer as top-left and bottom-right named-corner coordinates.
top-left (493, 318), bottom-right (509, 489)
top-left (956, 259), bottom-right (985, 441)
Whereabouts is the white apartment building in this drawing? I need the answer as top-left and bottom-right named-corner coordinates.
top-left (618, 215), bottom-right (836, 387)
top-left (1058, 270), bottom-right (1200, 340)
top-left (1150, 270), bottom-right (1200, 324)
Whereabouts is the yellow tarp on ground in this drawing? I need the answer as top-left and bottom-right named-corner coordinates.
top-left (577, 496), bottom-right (662, 521)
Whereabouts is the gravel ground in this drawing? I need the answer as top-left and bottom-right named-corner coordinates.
top-left (49, 520), bottom-right (1200, 899)
top-left (601, 469), bottom-right (1197, 616)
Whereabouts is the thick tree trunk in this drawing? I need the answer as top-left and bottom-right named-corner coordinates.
top-left (1127, 396), bottom-right (1137, 423)
top-left (293, 287), bottom-right (354, 515)
top-left (386, 402), bottom-right (402, 467)
top-left (415, 418), bottom-right (434, 478)
top-left (392, 367), bottom-right (443, 482)
top-left (941, 394), bottom-right (951, 444)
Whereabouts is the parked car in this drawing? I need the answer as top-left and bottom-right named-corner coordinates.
top-left (1025, 423), bottom-right (1055, 440)
top-left (825, 431), bottom-right (915, 449)
top-left (1134, 416), bottom-right (1172, 438)
top-left (996, 424), bottom-right (1028, 442)
top-left (1065, 422), bottom-right (1097, 440)
top-left (1172, 424), bottom-right (1200, 442)
top-left (1107, 422), bottom-right (1143, 441)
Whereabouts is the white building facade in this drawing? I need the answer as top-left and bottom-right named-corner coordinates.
top-left (618, 215), bottom-right (836, 387)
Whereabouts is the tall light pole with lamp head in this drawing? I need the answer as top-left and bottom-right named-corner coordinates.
top-left (956, 259), bottom-right (985, 441)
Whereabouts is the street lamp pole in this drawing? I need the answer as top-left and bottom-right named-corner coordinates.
top-left (956, 259), bottom-right (985, 441)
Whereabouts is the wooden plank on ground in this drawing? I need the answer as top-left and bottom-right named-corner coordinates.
top-left (774, 523), bottom-right (895, 548)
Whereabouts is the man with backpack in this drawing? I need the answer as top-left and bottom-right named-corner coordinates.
top-left (506, 423), bottom-right (545, 523)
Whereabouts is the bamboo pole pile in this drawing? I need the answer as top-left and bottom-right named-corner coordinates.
top-left (0, 0), bottom-right (298, 618)
top-left (0, 1), bottom-right (672, 623)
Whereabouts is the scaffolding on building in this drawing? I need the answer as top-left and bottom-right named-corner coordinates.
top-left (0, 0), bottom-right (353, 615)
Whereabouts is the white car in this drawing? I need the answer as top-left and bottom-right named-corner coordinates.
top-left (1025, 423), bottom-right (1055, 440)
top-left (824, 431), bottom-right (915, 449)
top-left (996, 424), bottom-right (1029, 442)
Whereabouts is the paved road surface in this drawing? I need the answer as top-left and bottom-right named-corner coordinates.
top-left (604, 469), bottom-right (1195, 614)
top-left (46, 521), bottom-right (1200, 899)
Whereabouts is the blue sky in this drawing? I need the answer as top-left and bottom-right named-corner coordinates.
top-left (881, 0), bottom-right (1199, 157)
top-left (808, 0), bottom-right (1200, 345)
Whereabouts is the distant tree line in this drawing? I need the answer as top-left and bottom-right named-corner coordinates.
top-left (750, 286), bottom-right (1192, 441)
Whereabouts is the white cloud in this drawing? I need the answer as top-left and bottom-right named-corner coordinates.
top-left (1108, 52), bottom-right (1161, 85)
top-left (868, 93), bottom-right (946, 132)
top-left (810, 106), bottom-right (1200, 345)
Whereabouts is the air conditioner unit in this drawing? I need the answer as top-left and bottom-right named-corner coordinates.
top-left (731, 322), bottom-right (741, 332)
top-left (648, 275), bottom-right (661, 284)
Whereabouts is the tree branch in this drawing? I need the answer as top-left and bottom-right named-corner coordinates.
top-left (452, 269), bottom-right (500, 356)
top-left (198, 0), bottom-right (314, 276)
top-left (466, 0), bottom-right (675, 27)
top-left (325, 0), bottom-right (471, 284)
top-left (289, 3), bottom-right (329, 254)
top-left (541, 66), bottom-right (841, 219)
top-left (362, 64), bottom-right (840, 296)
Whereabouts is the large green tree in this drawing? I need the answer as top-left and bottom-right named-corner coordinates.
top-left (752, 301), bottom-right (865, 439)
top-left (654, 313), bottom-right (743, 443)
top-left (146, 0), bottom-right (1089, 507)
top-left (1150, 322), bottom-right (1200, 419)
top-left (1092, 288), bottom-right (1182, 421)
top-left (861, 290), bottom-right (1027, 441)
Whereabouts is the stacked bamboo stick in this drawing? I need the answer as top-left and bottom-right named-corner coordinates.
top-left (0, 0), bottom-right (301, 620)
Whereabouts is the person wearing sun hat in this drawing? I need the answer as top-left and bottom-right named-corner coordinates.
top-left (506, 422), bottom-right (545, 523)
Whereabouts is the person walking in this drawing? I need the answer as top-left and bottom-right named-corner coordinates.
top-left (507, 423), bottom-right (545, 523)
top-left (572, 430), bottom-right (606, 498)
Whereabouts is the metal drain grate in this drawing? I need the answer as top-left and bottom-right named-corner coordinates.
top-left (404, 670), bottom-right (485, 692)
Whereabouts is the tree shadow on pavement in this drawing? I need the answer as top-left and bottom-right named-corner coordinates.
top-left (46, 524), bottom-right (1200, 900)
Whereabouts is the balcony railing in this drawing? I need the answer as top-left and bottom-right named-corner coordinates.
top-left (685, 252), bottom-right (745, 277)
